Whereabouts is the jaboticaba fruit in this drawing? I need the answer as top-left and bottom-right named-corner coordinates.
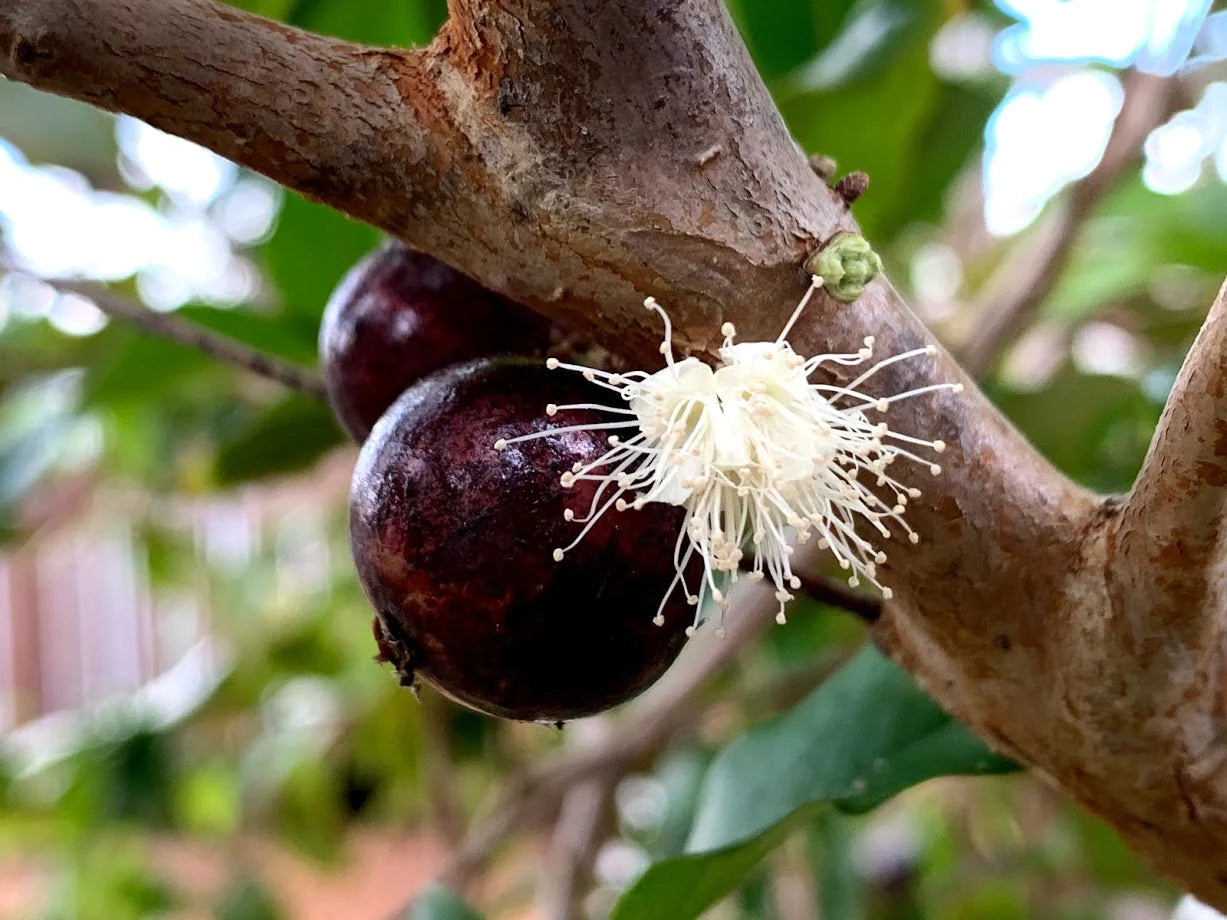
top-left (349, 358), bottom-right (695, 722)
top-left (319, 243), bottom-right (550, 440)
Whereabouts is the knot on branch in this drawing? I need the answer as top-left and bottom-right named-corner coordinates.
top-left (9, 27), bottom-right (55, 75)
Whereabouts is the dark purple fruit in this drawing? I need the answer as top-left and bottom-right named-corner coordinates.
top-left (349, 358), bottom-right (695, 722)
top-left (319, 243), bottom-right (550, 440)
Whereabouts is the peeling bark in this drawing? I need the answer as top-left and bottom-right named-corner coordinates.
top-left (5, 0), bottom-right (1227, 904)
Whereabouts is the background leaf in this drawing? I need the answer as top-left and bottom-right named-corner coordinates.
top-left (285, 0), bottom-right (448, 47)
top-left (609, 805), bottom-right (821, 920)
top-left (688, 645), bottom-right (1017, 852)
top-left (261, 192), bottom-right (382, 330)
top-left (774, 2), bottom-right (944, 239)
top-left (610, 646), bottom-right (1017, 920)
top-left (403, 885), bottom-right (486, 920)
top-left (214, 394), bottom-right (344, 484)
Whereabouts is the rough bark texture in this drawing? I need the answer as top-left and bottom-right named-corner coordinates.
top-left (5, 0), bottom-right (1227, 903)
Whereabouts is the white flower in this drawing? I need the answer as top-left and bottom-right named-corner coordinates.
top-left (494, 275), bottom-right (962, 637)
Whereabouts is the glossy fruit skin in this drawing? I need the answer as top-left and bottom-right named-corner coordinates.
top-left (319, 243), bottom-right (550, 440)
top-left (349, 359), bottom-right (694, 722)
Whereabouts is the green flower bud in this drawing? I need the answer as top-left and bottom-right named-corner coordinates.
top-left (805, 232), bottom-right (882, 304)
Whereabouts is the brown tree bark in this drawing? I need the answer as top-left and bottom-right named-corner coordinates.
top-left (5, 0), bottom-right (1227, 904)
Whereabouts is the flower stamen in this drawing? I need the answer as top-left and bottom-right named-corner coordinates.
top-left (494, 275), bottom-right (961, 634)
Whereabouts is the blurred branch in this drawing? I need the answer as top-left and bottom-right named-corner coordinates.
top-left (420, 687), bottom-right (465, 846)
top-left (958, 70), bottom-right (1176, 375)
top-left (537, 773), bottom-right (615, 920)
top-left (17, 274), bottom-right (327, 400)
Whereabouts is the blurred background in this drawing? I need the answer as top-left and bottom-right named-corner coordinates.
top-left (1, 0), bottom-right (1226, 918)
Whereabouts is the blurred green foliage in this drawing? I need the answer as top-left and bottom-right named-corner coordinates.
top-left (0, 0), bottom-right (1222, 917)
top-left (611, 649), bottom-right (1017, 920)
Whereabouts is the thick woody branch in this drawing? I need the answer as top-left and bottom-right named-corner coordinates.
top-left (11, 0), bottom-right (1227, 906)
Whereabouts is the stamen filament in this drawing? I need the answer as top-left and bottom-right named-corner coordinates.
top-left (495, 275), bottom-right (958, 636)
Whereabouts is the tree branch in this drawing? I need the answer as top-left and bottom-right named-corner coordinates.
top-left (1116, 279), bottom-right (1227, 617)
top-left (12, 0), bottom-right (1227, 905)
top-left (958, 70), bottom-right (1175, 375)
top-left (537, 773), bottom-right (614, 920)
top-left (23, 275), bottom-right (327, 399)
top-left (1102, 277), bottom-right (1227, 709)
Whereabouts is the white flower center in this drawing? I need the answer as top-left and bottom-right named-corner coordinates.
top-left (494, 276), bottom-right (963, 637)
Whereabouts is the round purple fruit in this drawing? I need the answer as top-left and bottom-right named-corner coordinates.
top-left (319, 243), bottom-right (550, 440)
top-left (349, 358), bottom-right (694, 722)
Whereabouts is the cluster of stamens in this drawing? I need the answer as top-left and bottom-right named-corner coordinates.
top-left (493, 275), bottom-right (962, 637)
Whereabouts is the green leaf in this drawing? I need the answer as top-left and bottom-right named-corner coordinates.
top-left (402, 885), bottom-right (485, 920)
top-left (876, 79), bottom-right (1001, 233)
top-left (727, 0), bottom-right (858, 81)
top-left (83, 332), bottom-right (214, 407)
top-left (688, 646), bottom-right (1015, 851)
top-left (214, 394), bottom-right (344, 484)
top-left (286, 0), bottom-right (448, 47)
top-left (261, 192), bottom-right (381, 328)
top-left (808, 813), bottom-right (865, 920)
top-left (772, 2), bottom-right (993, 242)
top-left (222, 0), bottom-right (446, 45)
top-left (220, 0), bottom-right (294, 15)
top-left (609, 805), bottom-right (822, 920)
top-left (609, 646), bottom-right (1017, 920)
top-left (1045, 178), bottom-right (1227, 323)
top-left (989, 367), bottom-right (1160, 493)
top-left (216, 877), bottom-right (284, 920)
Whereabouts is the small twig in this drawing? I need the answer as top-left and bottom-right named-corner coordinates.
top-left (793, 570), bottom-right (881, 623)
top-left (6, 270), bottom-right (327, 400)
top-left (958, 70), bottom-right (1175, 375)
